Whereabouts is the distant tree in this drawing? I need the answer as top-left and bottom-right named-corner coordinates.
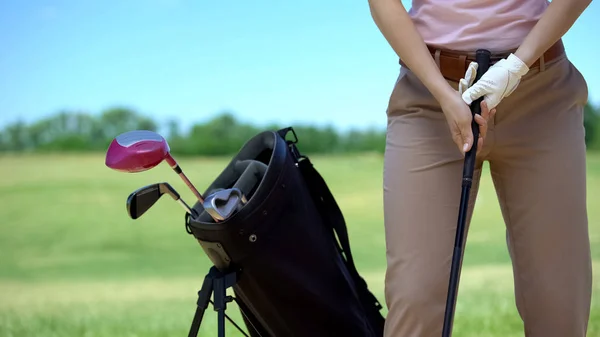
top-left (287, 125), bottom-right (343, 154)
top-left (99, 107), bottom-right (158, 139)
top-left (33, 111), bottom-right (99, 151)
top-left (341, 127), bottom-right (386, 153)
top-left (167, 119), bottom-right (181, 140)
top-left (3, 120), bottom-right (28, 151)
top-left (181, 112), bottom-right (260, 156)
top-left (584, 102), bottom-right (600, 150)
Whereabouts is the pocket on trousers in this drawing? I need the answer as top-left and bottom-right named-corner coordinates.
top-left (386, 66), bottom-right (442, 119)
top-left (386, 66), bottom-right (417, 118)
top-left (568, 60), bottom-right (590, 106)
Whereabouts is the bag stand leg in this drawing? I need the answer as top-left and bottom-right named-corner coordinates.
top-left (188, 266), bottom-right (249, 337)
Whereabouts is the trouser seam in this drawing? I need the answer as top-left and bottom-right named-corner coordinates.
top-left (493, 170), bottom-right (531, 335)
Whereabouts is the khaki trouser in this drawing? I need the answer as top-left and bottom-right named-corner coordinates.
top-left (382, 50), bottom-right (592, 337)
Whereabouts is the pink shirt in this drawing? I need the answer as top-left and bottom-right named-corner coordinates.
top-left (408, 0), bottom-right (550, 52)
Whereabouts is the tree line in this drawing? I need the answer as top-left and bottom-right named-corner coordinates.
top-left (1, 103), bottom-right (600, 156)
top-left (0, 107), bottom-right (386, 156)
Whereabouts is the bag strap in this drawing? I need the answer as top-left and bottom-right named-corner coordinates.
top-left (298, 157), bottom-right (384, 303)
top-left (277, 127), bottom-right (385, 334)
top-left (276, 127), bottom-right (366, 275)
top-left (299, 158), bottom-right (356, 268)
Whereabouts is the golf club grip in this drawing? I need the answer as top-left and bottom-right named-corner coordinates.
top-left (463, 49), bottom-right (491, 181)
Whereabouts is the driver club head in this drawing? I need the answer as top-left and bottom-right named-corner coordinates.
top-left (126, 182), bottom-right (182, 220)
top-left (105, 130), bottom-right (206, 204)
top-left (105, 130), bottom-right (170, 173)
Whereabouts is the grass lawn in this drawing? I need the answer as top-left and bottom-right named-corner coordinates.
top-left (0, 150), bottom-right (599, 337)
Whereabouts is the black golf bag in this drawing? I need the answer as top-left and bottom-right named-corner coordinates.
top-left (185, 127), bottom-right (385, 337)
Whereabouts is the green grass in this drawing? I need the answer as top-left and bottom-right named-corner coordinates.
top-left (0, 151), bottom-right (599, 336)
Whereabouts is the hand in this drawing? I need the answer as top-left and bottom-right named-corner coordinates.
top-left (441, 62), bottom-right (496, 155)
top-left (461, 53), bottom-right (530, 110)
top-left (441, 93), bottom-right (494, 156)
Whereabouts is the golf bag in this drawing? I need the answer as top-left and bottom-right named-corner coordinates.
top-left (185, 127), bottom-right (386, 337)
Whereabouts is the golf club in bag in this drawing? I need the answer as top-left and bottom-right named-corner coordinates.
top-left (185, 127), bottom-right (386, 337)
top-left (442, 49), bottom-right (491, 337)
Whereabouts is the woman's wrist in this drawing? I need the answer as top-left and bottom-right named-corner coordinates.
top-left (514, 48), bottom-right (538, 68)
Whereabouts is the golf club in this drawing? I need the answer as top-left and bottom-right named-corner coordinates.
top-left (127, 182), bottom-right (196, 219)
top-left (105, 130), bottom-right (205, 204)
top-left (203, 188), bottom-right (248, 221)
top-left (201, 159), bottom-right (266, 222)
top-left (442, 49), bottom-right (491, 337)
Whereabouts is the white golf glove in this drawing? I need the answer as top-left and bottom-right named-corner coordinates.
top-left (458, 61), bottom-right (478, 95)
top-left (461, 53), bottom-right (530, 109)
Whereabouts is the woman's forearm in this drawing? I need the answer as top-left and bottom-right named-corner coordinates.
top-left (368, 0), bottom-right (455, 102)
top-left (515, 0), bottom-right (592, 67)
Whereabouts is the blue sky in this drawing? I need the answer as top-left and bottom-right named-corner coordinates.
top-left (1, 0), bottom-right (599, 133)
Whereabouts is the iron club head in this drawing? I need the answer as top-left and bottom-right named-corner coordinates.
top-left (127, 182), bottom-right (195, 219)
top-left (203, 188), bottom-right (247, 221)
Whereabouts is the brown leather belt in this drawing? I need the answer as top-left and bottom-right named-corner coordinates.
top-left (400, 40), bottom-right (565, 83)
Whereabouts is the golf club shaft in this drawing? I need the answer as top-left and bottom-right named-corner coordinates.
top-left (164, 154), bottom-right (205, 203)
top-left (442, 49), bottom-right (491, 337)
top-left (178, 171), bottom-right (205, 203)
top-left (177, 198), bottom-right (195, 216)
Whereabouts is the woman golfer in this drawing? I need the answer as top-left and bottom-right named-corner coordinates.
top-left (368, 0), bottom-right (593, 336)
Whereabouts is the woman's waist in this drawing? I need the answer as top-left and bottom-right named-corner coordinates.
top-left (413, 18), bottom-right (541, 53)
top-left (415, 28), bottom-right (534, 54)
top-left (399, 39), bottom-right (566, 83)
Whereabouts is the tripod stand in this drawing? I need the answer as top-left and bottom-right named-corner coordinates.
top-left (188, 266), bottom-right (249, 337)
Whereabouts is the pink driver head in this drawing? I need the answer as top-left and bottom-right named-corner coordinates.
top-left (105, 130), bottom-right (171, 173)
